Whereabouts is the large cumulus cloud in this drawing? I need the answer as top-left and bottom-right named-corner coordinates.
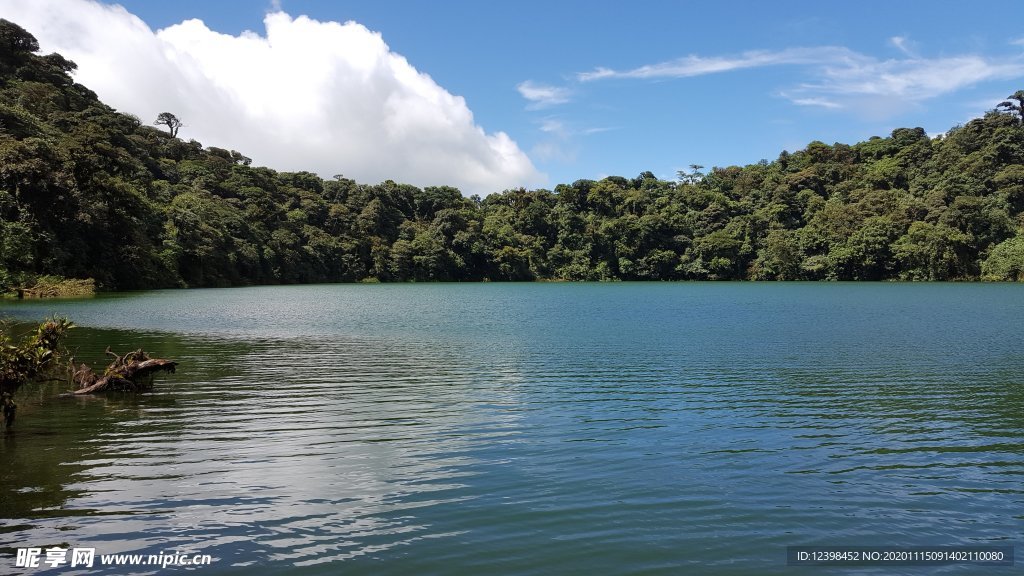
top-left (2, 0), bottom-right (543, 195)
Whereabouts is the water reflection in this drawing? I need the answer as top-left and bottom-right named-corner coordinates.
top-left (0, 284), bottom-right (1022, 574)
top-left (2, 328), bottom-right (532, 571)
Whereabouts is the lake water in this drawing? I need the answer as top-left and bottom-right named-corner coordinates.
top-left (1, 283), bottom-right (1022, 574)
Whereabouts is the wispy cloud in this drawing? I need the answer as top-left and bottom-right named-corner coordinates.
top-left (531, 141), bottom-right (577, 163)
top-left (517, 80), bottom-right (571, 108)
top-left (966, 93), bottom-right (1018, 112)
top-left (578, 44), bottom-right (1024, 117)
top-left (1011, 37), bottom-right (1024, 47)
top-left (538, 117), bottom-right (568, 136)
top-left (806, 55), bottom-right (1024, 99)
top-left (787, 96), bottom-right (842, 109)
top-left (529, 118), bottom-right (611, 166)
top-left (577, 47), bottom-right (860, 81)
top-left (535, 117), bottom-right (612, 138)
top-left (889, 36), bottom-right (916, 57)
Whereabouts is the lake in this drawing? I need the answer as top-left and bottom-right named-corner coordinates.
top-left (1, 283), bottom-right (1022, 574)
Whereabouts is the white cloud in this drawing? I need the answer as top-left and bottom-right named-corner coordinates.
top-left (1, 0), bottom-right (542, 195)
top-left (516, 80), bottom-right (571, 108)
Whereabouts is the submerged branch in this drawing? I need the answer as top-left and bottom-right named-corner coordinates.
top-left (72, 348), bottom-right (177, 394)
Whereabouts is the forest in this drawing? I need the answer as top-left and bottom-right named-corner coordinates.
top-left (2, 18), bottom-right (1024, 291)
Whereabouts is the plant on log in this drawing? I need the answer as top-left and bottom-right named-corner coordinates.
top-left (0, 316), bottom-right (74, 427)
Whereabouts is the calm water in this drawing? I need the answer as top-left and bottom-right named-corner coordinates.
top-left (1, 283), bottom-right (1022, 574)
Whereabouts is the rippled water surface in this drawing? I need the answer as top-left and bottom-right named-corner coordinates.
top-left (1, 283), bottom-right (1022, 574)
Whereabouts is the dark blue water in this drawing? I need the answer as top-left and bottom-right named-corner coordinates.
top-left (1, 283), bottom-right (1022, 574)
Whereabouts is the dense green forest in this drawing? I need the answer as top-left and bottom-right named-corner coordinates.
top-left (2, 19), bottom-right (1024, 290)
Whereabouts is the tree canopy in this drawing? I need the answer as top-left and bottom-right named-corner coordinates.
top-left (2, 20), bottom-right (1024, 289)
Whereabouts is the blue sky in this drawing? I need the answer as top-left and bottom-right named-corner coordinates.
top-left (5, 0), bottom-right (1024, 193)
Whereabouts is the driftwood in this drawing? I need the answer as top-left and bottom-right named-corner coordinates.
top-left (72, 348), bottom-right (177, 394)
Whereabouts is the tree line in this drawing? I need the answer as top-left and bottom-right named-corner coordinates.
top-left (2, 19), bottom-right (1024, 290)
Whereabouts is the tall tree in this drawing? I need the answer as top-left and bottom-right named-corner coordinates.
top-left (997, 90), bottom-right (1024, 125)
top-left (154, 112), bottom-right (183, 137)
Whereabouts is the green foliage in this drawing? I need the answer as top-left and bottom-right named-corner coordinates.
top-left (0, 19), bottom-right (39, 63)
top-left (1, 19), bottom-right (1024, 286)
top-left (751, 229), bottom-right (802, 280)
top-left (0, 316), bottom-right (73, 396)
top-left (893, 222), bottom-right (973, 280)
top-left (981, 236), bottom-right (1024, 281)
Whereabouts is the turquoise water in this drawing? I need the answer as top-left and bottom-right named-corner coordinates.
top-left (1, 283), bottom-right (1022, 574)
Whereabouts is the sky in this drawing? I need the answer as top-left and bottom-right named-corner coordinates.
top-left (3, 0), bottom-right (1024, 195)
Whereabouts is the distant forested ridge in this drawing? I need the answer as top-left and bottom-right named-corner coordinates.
top-left (2, 19), bottom-right (1024, 290)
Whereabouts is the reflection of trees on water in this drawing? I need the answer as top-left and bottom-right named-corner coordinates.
top-left (0, 325), bottom-right (516, 564)
top-left (0, 394), bottom-right (143, 535)
top-left (772, 364), bottom-right (1024, 437)
top-left (0, 327), bottom-right (243, 550)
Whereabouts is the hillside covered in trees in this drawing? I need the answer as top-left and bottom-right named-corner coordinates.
top-left (2, 19), bottom-right (1024, 290)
